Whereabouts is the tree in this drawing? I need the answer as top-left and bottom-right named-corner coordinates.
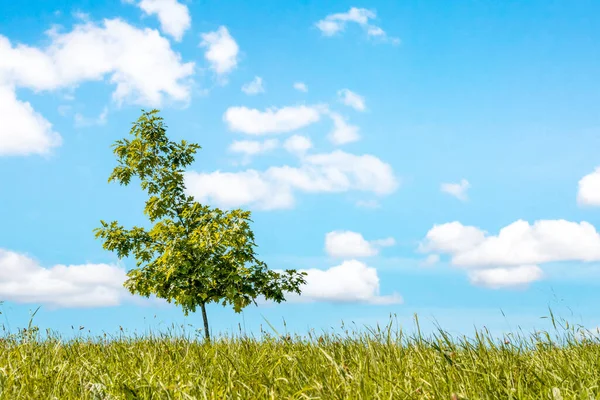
top-left (94, 110), bottom-right (307, 341)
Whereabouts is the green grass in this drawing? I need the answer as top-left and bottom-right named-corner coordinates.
top-left (0, 311), bottom-right (599, 399)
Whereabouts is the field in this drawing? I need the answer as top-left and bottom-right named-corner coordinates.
top-left (0, 311), bottom-right (598, 399)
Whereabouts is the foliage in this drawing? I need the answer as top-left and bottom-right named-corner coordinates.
top-left (93, 110), bottom-right (307, 340)
top-left (0, 313), bottom-right (599, 399)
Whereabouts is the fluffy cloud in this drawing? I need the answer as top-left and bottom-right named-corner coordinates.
top-left (229, 138), bottom-right (278, 156)
top-left (315, 7), bottom-right (399, 44)
top-left (135, 0), bottom-right (191, 41)
top-left (241, 76), bottom-right (265, 95)
top-left (199, 26), bottom-right (239, 80)
top-left (577, 167), bottom-right (600, 206)
top-left (440, 179), bottom-right (470, 201)
top-left (275, 260), bottom-right (402, 305)
top-left (325, 230), bottom-right (395, 257)
top-left (338, 89), bottom-right (365, 111)
top-left (0, 249), bottom-right (129, 308)
top-left (468, 265), bottom-right (543, 289)
top-left (420, 219), bottom-right (600, 288)
top-left (223, 105), bottom-right (322, 135)
top-left (293, 82), bottom-right (308, 92)
top-left (327, 111), bottom-right (360, 145)
top-left (0, 18), bottom-right (195, 155)
top-left (185, 149), bottom-right (398, 210)
top-left (283, 135), bottom-right (312, 155)
top-left (0, 86), bottom-right (62, 156)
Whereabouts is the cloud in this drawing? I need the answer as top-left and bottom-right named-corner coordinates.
top-left (283, 135), bottom-right (312, 155)
top-left (420, 219), bottom-right (600, 288)
top-left (185, 149), bottom-right (398, 210)
top-left (327, 111), bottom-right (360, 145)
top-left (134, 0), bottom-right (191, 41)
top-left (440, 179), bottom-right (470, 201)
top-left (74, 106), bottom-right (108, 128)
top-left (577, 167), bottom-right (600, 206)
top-left (223, 105), bottom-right (322, 135)
top-left (229, 138), bottom-right (278, 156)
top-left (241, 76), bottom-right (265, 95)
top-left (338, 89), bottom-right (365, 111)
top-left (276, 260), bottom-right (403, 305)
top-left (0, 18), bottom-right (194, 156)
top-left (0, 248), bottom-right (129, 308)
top-left (356, 199), bottom-right (380, 209)
top-left (315, 7), bottom-right (399, 44)
top-left (0, 19), bottom-right (194, 105)
top-left (293, 82), bottom-right (308, 92)
top-left (199, 26), bottom-right (239, 80)
top-left (325, 230), bottom-right (395, 257)
top-left (468, 265), bottom-right (543, 289)
top-left (0, 86), bottom-right (62, 156)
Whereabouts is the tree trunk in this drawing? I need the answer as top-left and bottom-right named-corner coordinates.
top-left (200, 301), bottom-right (210, 342)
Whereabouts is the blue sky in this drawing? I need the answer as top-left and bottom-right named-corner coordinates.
top-left (2, 0), bottom-right (600, 342)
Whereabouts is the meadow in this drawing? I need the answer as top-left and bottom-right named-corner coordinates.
top-left (0, 310), bottom-right (598, 399)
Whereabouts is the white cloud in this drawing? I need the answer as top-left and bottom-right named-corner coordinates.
top-left (420, 219), bottom-right (600, 288)
top-left (468, 265), bottom-right (543, 289)
top-left (293, 82), bottom-right (308, 92)
top-left (327, 111), bottom-right (360, 145)
top-left (276, 260), bottom-right (402, 305)
top-left (241, 76), bottom-right (264, 95)
top-left (0, 248), bottom-right (129, 308)
top-left (283, 135), bottom-right (312, 155)
top-left (185, 149), bottom-right (398, 210)
top-left (440, 179), bottom-right (470, 201)
top-left (315, 7), bottom-right (399, 44)
top-left (229, 139), bottom-right (278, 156)
top-left (199, 26), bottom-right (239, 80)
top-left (577, 167), bottom-right (600, 206)
top-left (325, 230), bottom-right (394, 257)
top-left (223, 105), bottom-right (322, 135)
top-left (0, 85), bottom-right (62, 156)
top-left (338, 88), bottom-right (365, 111)
top-left (135, 0), bottom-right (191, 41)
top-left (0, 18), bottom-right (194, 156)
top-left (74, 106), bottom-right (108, 128)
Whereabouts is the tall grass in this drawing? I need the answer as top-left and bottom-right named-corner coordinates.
top-left (0, 309), bottom-right (598, 399)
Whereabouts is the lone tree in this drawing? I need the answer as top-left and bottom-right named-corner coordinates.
top-left (94, 110), bottom-right (307, 341)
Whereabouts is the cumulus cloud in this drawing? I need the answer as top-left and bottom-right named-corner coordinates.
top-left (468, 265), bottom-right (543, 289)
top-left (229, 138), bottom-right (278, 156)
top-left (241, 76), bottom-right (264, 95)
top-left (577, 167), bottom-right (600, 206)
top-left (0, 248), bottom-right (129, 308)
top-left (327, 111), bottom-right (360, 145)
top-left (275, 260), bottom-right (402, 305)
top-left (440, 179), bottom-right (470, 201)
top-left (315, 7), bottom-right (399, 44)
top-left (325, 230), bottom-right (395, 257)
top-left (293, 82), bottom-right (308, 92)
top-left (338, 89), bottom-right (365, 111)
top-left (283, 135), bottom-right (312, 155)
top-left (185, 149), bottom-right (398, 210)
top-left (223, 105), bottom-right (322, 135)
top-left (420, 219), bottom-right (600, 288)
top-left (199, 26), bottom-right (239, 80)
top-left (134, 0), bottom-right (191, 41)
top-left (0, 18), bottom-right (195, 155)
top-left (0, 86), bottom-right (62, 156)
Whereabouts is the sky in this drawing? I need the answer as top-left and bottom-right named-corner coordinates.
top-left (2, 0), bottom-right (600, 342)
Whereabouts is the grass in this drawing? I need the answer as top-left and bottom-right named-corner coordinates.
top-left (0, 310), bottom-right (599, 399)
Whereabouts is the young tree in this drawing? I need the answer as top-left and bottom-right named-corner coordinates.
top-left (94, 110), bottom-right (307, 341)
